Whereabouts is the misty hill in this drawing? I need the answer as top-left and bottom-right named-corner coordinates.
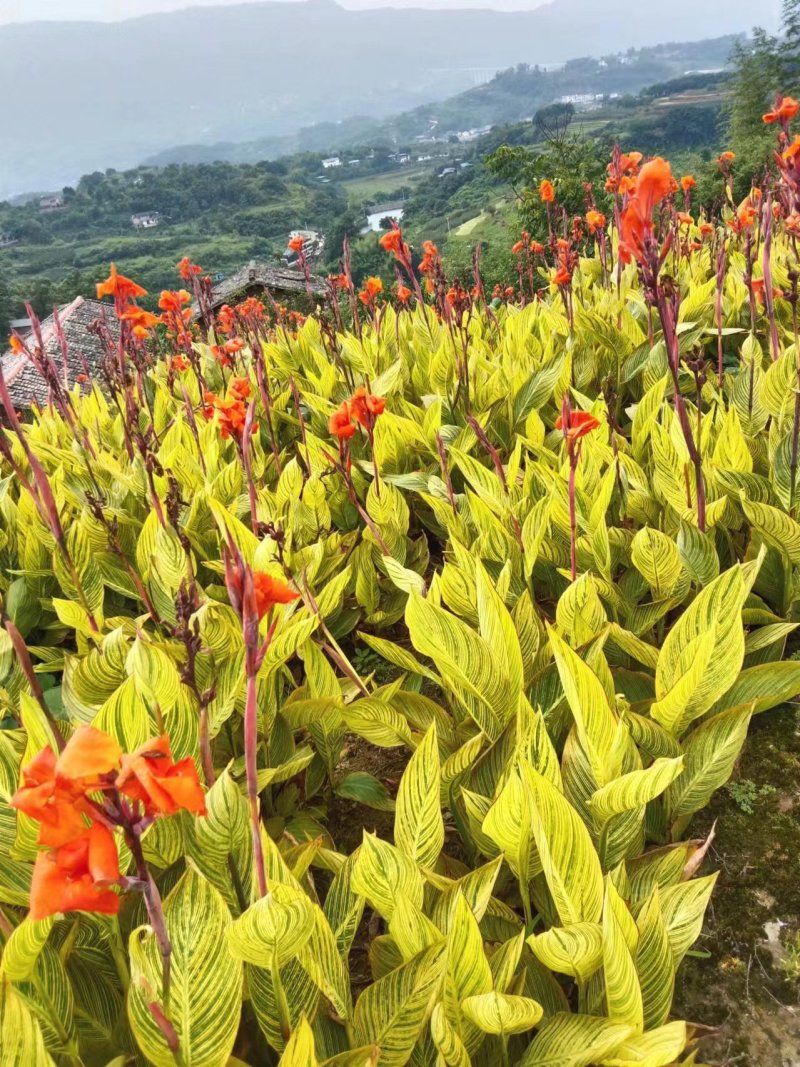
top-left (144, 39), bottom-right (739, 167)
top-left (0, 0), bottom-right (776, 196)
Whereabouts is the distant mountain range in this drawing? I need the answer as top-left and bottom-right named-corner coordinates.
top-left (0, 0), bottom-right (779, 197)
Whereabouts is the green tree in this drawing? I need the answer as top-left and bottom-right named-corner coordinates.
top-left (726, 28), bottom-right (783, 194)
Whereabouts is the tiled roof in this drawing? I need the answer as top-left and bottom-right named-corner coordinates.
top-left (0, 297), bottom-right (119, 410)
top-left (203, 260), bottom-right (325, 313)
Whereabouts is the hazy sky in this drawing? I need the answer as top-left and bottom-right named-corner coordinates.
top-left (0, 0), bottom-right (552, 20)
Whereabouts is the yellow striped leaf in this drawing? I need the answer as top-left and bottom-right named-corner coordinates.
top-left (659, 874), bottom-right (718, 965)
top-left (635, 889), bottom-right (674, 1030)
top-left (603, 878), bottom-right (643, 1031)
top-left (460, 991), bottom-right (543, 1035)
top-left (525, 762), bottom-right (604, 925)
top-left (631, 528), bottom-right (685, 599)
top-left (589, 758), bottom-right (684, 824)
top-left (394, 723), bottom-right (444, 869)
top-left (528, 922), bottom-right (603, 984)
top-left (406, 592), bottom-right (506, 739)
top-left (548, 626), bottom-right (621, 787)
top-left (128, 866), bottom-right (243, 1067)
top-left (602, 1020), bottom-right (688, 1066)
top-left (741, 498), bottom-right (800, 562)
top-left (352, 942), bottom-right (447, 1067)
top-left (0, 981), bottom-right (55, 1066)
top-left (518, 1012), bottom-right (633, 1067)
top-left (226, 885), bottom-right (314, 967)
top-left (351, 832), bottom-right (424, 920)
top-left (665, 707), bottom-right (751, 822)
top-left (0, 916), bottom-right (54, 981)
top-left (278, 1015), bottom-right (318, 1067)
top-left (430, 1002), bottom-right (471, 1067)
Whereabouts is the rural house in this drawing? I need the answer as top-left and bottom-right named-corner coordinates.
top-left (0, 297), bottom-right (119, 410)
top-left (200, 260), bottom-right (325, 318)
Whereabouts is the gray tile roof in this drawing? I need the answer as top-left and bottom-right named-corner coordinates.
top-left (1, 297), bottom-right (119, 410)
top-left (202, 260), bottom-right (325, 314)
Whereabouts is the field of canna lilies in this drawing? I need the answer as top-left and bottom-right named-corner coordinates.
top-left (3, 101), bottom-right (800, 1067)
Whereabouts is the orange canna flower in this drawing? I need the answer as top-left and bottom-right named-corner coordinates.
top-left (76, 373), bottom-right (89, 384)
top-left (618, 156), bottom-right (674, 263)
top-left (177, 256), bottom-right (203, 280)
top-left (96, 264), bottom-right (147, 302)
top-left (159, 289), bottom-right (192, 313)
top-left (539, 179), bottom-right (555, 203)
top-left (555, 409), bottom-right (601, 443)
top-left (530, 240), bottom-right (545, 254)
top-left (677, 212), bottom-right (693, 226)
top-left (783, 135), bottom-right (800, 160)
top-left (329, 273), bottom-right (349, 290)
top-left (418, 239), bottom-right (440, 274)
top-left (718, 150), bottom-right (736, 165)
top-left (216, 305), bottom-right (236, 333)
top-left (680, 175), bottom-right (696, 191)
top-left (29, 823), bottom-right (120, 921)
top-left (350, 386), bottom-right (385, 428)
top-left (9, 334), bottom-right (24, 355)
top-left (786, 212), bottom-right (800, 235)
top-left (119, 307), bottom-right (160, 332)
top-left (699, 222), bottom-right (714, 236)
top-left (358, 276), bottom-right (383, 305)
top-left (225, 337), bottom-right (245, 354)
top-left (116, 735), bottom-right (206, 817)
top-left (763, 95), bottom-right (799, 123)
top-left (379, 229), bottom-right (405, 256)
top-left (215, 397), bottom-right (249, 438)
top-left (169, 355), bottom-right (190, 373)
top-left (511, 239), bottom-right (525, 254)
top-left (396, 284), bottom-right (411, 303)
top-left (619, 151), bottom-right (643, 173)
top-left (253, 571), bottom-right (300, 618)
top-left (228, 376), bottom-right (251, 402)
top-left (585, 209), bottom-right (606, 234)
top-left (553, 267), bottom-right (572, 286)
top-left (288, 235), bottom-right (304, 252)
top-left (329, 401), bottom-right (356, 439)
top-left (11, 726), bottom-right (122, 847)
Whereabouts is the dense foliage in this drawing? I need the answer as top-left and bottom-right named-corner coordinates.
top-left (4, 105), bottom-right (800, 1064)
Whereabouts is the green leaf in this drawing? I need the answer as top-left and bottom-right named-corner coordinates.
top-left (518, 1013), bottom-right (633, 1067)
top-left (526, 762), bottom-right (604, 925)
top-left (128, 865), bottom-right (243, 1067)
top-left (226, 884), bottom-right (315, 967)
top-left (352, 942), bottom-right (447, 1067)
top-left (665, 707), bottom-right (752, 822)
top-left (351, 832), bottom-right (424, 920)
top-left (460, 991), bottom-right (543, 1035)
top-left (0, 916), bottom-right (54, 981)
top-left (394, 722), bottom-right (443, 869)
top-left (528, 922), bottom-right (603, 984)
top-left (334, 772), bottom-right (396, 812)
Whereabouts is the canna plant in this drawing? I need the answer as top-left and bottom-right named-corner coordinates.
top-left (4, 102), bottom-right (800, 1065)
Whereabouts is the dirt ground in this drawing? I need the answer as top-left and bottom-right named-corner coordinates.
top-left (673, 706), bottom-right (800, 1066)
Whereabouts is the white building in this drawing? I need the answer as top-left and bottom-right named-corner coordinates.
top-left (131, 211), bottom-right (160, 230)
top-left (321, 157), bottom-right (342, 169)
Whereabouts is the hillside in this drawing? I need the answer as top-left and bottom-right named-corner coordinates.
top-left (0, 66), bottom-right (732, 329)
top-left (145, 36), bottom-right (739, 168)
top-left (0, 0), bottom-right (775, 195)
